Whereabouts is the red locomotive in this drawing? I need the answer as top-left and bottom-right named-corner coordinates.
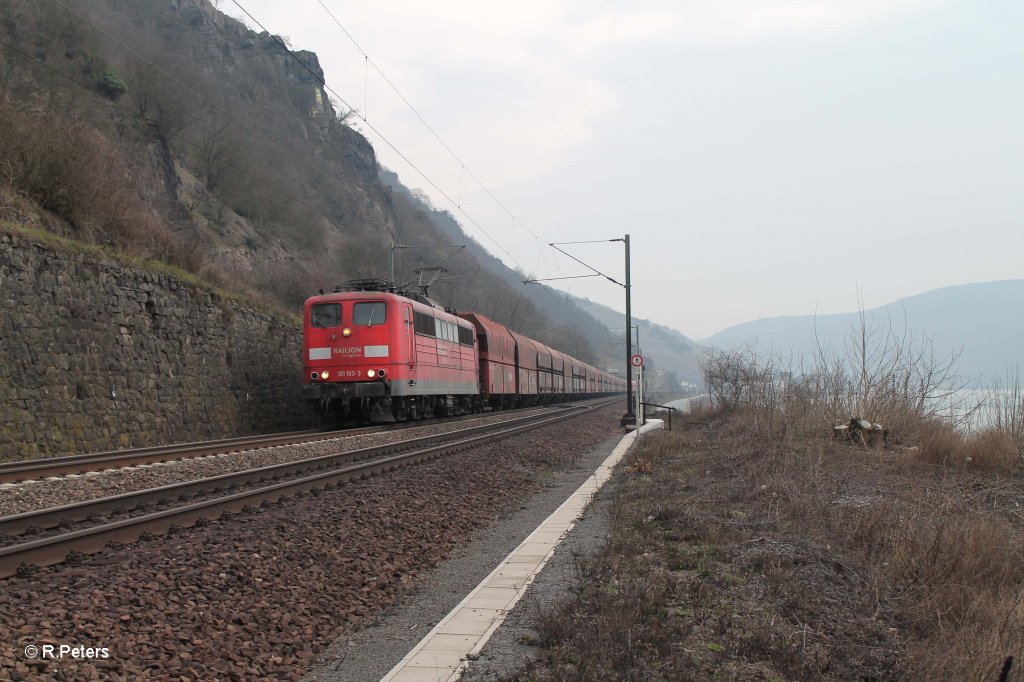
top-left (303, 279), bottom-right (626, 424)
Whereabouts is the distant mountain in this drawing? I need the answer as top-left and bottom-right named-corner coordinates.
top-left (375, 173), bottom-right (702, 385)
top-left (573, 298), bottom-right (703, 385)
top-left (704, 280), bottom-right (1024, 383)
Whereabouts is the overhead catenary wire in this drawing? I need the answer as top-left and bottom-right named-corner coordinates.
top-left (229, 1), bottom-right (532, 276)
top-left (47, 0), bottom-right (352, 223)
top-left (548, 243), bottom-right (624, 288)
top-left (0, 36), bottom-right (345, 232)
top-left (309, 0), bottom-right (615, 340)
top-left (32, 1), bottom-right (615, 348)
top-left (525, 275), bottom-right (604, 283)
top-left (312, 2), bottom-right (576, 276)
top-left (66, 0), bottom-right (602, 342)
top-left (68, 0), bottom-right (608, 331)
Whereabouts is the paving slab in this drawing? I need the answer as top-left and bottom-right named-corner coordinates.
top-left (381, 420), bottom-right (664, 681)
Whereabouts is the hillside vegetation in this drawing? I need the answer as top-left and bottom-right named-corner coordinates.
top-left (518, 334), bottom-right (1024, 681)
top-left (574, 297), bottom-right (702, 385)
top-left (705, 280), bottom-right (1024, 383)
top-left (0, 0), bottom-right (619, 367)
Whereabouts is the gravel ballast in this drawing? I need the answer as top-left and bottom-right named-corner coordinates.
top-left (0, 408), bottom-right (556, 518)
top-left (303, 427), bottom-right (629, 682)
top-left (0, 405), bottom-right (622, 680)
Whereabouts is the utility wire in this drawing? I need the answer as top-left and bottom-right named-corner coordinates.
top-left (48, 0), bottom-right (351, 222)
top-left (229, 0), bottom-right (531, 276)
top-left (0, 36), bottom-right (342, 231)
top-left (313, 1), bottom-right (569, 272)
top-left (549, 243), bottom-right (624, 288)
top-left (9, 4), bottom-right (614, 349)
top-left (310, 0), bottom-right (611, 338)
top-left (236, 1), bottom-right (613, 347)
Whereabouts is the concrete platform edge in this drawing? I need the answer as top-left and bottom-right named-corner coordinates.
top-left (381, 419), bottom-right (665, 682)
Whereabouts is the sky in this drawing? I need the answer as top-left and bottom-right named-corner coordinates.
top-left (222, 0), bottom-right (1023, 339)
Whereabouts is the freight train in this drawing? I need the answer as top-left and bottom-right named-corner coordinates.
top-left (302, 279), bottom-right (626, 424)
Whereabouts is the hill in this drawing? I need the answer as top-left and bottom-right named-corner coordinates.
top-left (705, 280), bottom-right (1024, 383)
top-left (0, 0), bottom-right (644, 372)
top-left (573, 298), bottom-right (703, 386)
top-left (378, 171), bottom-right (622, 367)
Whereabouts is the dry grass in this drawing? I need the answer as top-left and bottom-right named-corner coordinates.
top-left (516, 420), bottom-right (1024, 681)
top-left (917, 423), bottom-right (1021, 474)
top-left (0, 103), bottom-right (205, 273)
top-left (0, 220), bottom-right (301, 328)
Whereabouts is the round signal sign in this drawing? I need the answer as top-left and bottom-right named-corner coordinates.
top-left (630, 354), bottom-right (644, 368)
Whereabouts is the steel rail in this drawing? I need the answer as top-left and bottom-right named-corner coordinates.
top-left (0, 398), bottom-right (617, 578)
top-left (0, 405), bottom-right (582, 537)
top-left (0, 429), bottom-right (342, 483)
top-left (0, 401), bottom-right (587, 483)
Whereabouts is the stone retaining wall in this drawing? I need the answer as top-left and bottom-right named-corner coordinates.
top-left (0, 231), bottom-right (314, 460)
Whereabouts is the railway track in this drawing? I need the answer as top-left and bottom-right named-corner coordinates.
top-left (0, 397), bottom-right (617, 579)
top-left (0, 402), bottom-right (588, 484)
top-left (0, 428), bottom-right (345, 484)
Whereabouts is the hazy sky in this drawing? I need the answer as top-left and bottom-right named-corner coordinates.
top-left (222, 0), bottom-right (1023, 338)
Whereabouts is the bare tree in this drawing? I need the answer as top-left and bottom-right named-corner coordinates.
top-left (190, 111), bottom-right (242, 193)
top-left (122, 56), bottom-right (195, 141)
top-left (811, 306), bottom-right (977, 440)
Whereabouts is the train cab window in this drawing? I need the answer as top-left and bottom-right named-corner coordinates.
top-left (353, 302), bottom-right (386, 326)
top-left (458, 326), bottom-right (474, 346)
top-left (311, 303), bottom-right (341, 328)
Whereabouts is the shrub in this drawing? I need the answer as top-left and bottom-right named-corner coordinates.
top-left (962, 428), bottom-right (1019, 473)
top-left (0, 102), bottom-right (202, 273)
top-left (94, 69), bottom-right (127, 99)
top-left (699, 311), bottom-right (1012, 469)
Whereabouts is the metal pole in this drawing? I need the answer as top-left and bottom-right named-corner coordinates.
top-left (639, 364), bottom-right (645, 426)
top-left (637, 324), bottom-right (642, 422)
top-left (388, 242), bottom-right (395, 283)
top-left (621, 234), bottom-right (635, 427)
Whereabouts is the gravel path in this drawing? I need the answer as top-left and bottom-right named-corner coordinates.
top-left (0, 408), bottom-right (554, 518)
top-left (303, 432), bottom-right (626, 682)
top-left (458, 470), bottom-right (624, 681)
top-left (0, 405), bottom-right (621, 681)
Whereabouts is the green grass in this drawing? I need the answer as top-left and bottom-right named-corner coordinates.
top-left (1, 221), bottom-right (301, 327)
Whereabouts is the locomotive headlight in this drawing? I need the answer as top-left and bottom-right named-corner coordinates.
top-left (342, 327), bottom-right (351, 337)
top-left (377, 369), bottom-right (386, 378)
top-left (320, 371), bottom-right (330, 380)
top-left (367, 369), bottom-right (376, 378)
top-left (310, 371), bottom-right (318, 380)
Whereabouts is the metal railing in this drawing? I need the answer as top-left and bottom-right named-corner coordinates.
top-left (640, 402), bottom-right (679, 430)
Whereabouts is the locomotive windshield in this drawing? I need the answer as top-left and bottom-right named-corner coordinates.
top-left (353, 302), bottom-right (387, 326)
top-left (311, 303), bottom-right (341, 328)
